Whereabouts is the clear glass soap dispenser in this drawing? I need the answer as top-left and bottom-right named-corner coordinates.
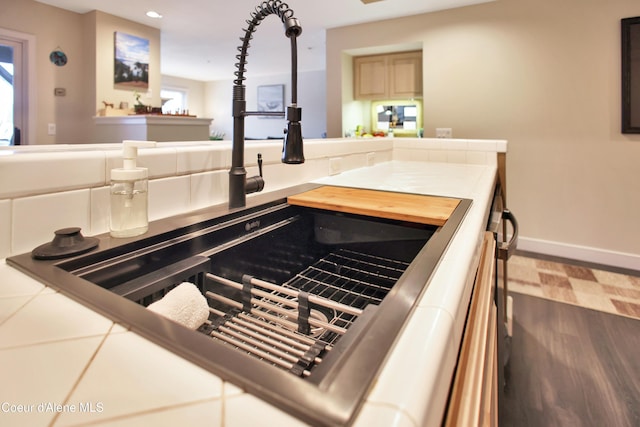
top-left (110, 140), bottom-right (156, 238)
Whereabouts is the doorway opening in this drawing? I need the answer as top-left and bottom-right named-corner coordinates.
top-left (0, 43), bottom-right (14, 145)
top-left (0, 28), bottom-right (33, 146)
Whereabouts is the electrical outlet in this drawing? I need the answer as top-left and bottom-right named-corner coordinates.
top-left (329, 157), bottom-right (342, 175)
top-left (366, 152), bottom-right (375, 166)
top-left (436, 128), bottom-right (452, 138)
top-left (47, 123), bottom-right (56, 135)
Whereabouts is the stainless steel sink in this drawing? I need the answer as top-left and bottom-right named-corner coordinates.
top-left (8, 184), bottom-right (471, 426)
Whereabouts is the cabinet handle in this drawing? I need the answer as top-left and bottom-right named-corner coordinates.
top-left (497, 209), bottom-right (518, 261)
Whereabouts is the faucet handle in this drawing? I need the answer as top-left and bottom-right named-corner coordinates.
top-left (245, 153), bottom-right (265, 195)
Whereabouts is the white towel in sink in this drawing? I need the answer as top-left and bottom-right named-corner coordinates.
top-left (147, 282), bottom-right (209, 330)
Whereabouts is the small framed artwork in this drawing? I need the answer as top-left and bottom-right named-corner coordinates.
top-left (257, 84), bottom-right (285, 115)
top-left (114, 32), bottom-right (150, 90)
top-left (621, 17), bottom-right (640, 133)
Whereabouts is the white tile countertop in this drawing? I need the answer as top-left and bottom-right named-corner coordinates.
top-left (0, 154), bottom-right (498, 426)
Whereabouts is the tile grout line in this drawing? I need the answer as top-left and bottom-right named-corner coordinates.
top-left (56, 397), bottom-right (221, 427)
top-left (49, 324), bottom-right (115, 427)
top-left (0, 286), bottom-right (55, 329)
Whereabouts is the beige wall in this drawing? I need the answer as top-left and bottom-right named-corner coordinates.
top-left (0, 1), bottom-right (160, 144)
top-left (93, 11), bottom-right (161, 118)
top-left (327, 0), bottom-right (640, 264)
top-left (1, 0), bottom-right (85, 144)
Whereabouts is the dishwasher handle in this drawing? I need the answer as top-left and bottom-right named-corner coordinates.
top-left (497, 209), bottom-right (518, 261)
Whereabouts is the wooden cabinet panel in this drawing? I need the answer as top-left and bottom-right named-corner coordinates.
top-left (354, 55), bottom-right (387, 99)
top-left (444, 232), bottom-right (498, 427)
top-left (353, 51), bottom-right (422, 100)
top-left (388, 52), bottom-right (423, 98)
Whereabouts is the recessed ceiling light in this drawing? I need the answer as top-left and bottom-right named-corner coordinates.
top-left (146, 11), bottom-right (163, 19)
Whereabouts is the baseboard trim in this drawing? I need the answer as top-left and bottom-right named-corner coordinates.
top-left (517, 237), bottom-right (640, 274)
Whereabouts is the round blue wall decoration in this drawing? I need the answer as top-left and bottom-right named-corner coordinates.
top-left (49, 50), bottom-right (67, 66)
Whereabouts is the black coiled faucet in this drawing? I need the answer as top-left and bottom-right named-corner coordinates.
top-left (229, 0), bottom-right (304, 209)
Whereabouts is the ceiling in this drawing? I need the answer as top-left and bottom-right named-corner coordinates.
top-left (36, 0), bottom-right (492, 82)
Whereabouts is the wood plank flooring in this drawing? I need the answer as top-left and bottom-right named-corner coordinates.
top-left (500, 293), bottom-right (640, 427)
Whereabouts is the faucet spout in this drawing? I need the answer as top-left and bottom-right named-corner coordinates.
top-left (282, 35), bottom-right (304, 164)
top-left (229, 1), bottom-right (304, 209)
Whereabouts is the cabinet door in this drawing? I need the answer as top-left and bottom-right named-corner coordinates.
top-left (388, 51), bottom-right (423, 98)
top-left (354, 55), bottom-right (388, 100)
top-left (444, 232), bottom-right (498, 427)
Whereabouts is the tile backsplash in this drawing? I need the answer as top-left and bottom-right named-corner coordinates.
top-left (0, 138), bottom-right (505, 259)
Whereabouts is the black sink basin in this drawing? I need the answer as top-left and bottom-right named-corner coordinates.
top-left (8, 184), bottom-right (471, 426)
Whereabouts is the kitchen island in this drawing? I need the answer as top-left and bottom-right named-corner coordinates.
top-left (93, 115), bottom-right (214, 143)
top-left (0, 138), bottom-right (504, 426)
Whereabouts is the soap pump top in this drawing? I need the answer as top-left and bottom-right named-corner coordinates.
top-left (111, 140), bottom-right (156, 181)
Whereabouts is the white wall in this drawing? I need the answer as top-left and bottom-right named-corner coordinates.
top-left (205, 70), bottom-right (327, 140)
top-left (327, 0), bottom-right (640, 265)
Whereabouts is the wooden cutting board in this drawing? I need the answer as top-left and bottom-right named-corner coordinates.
top-left (287, 186), bottom-right (461, 226)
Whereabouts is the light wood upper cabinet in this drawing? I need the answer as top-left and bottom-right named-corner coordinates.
top-left (353, 54), bottom-right (388, 99)
top-left (353, 51), bottom-right (422, 100)
top-left (388, 51), bottom-right (423, 98)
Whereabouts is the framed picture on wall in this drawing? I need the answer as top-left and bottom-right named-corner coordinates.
top-left (114, 32), bottom-right (150, 90)
top-left (621, 17), bottom-right (640, 133)
top-left (257, 84), bottom-right (285, 116)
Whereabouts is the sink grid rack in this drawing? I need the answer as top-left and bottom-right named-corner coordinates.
top-left (106, 246), bottom-right (410, 378)
top-left (201, 247), bottom-right (410, 377)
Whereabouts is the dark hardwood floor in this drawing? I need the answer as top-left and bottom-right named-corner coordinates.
top-left (499, 293), bottom-right (640, 427)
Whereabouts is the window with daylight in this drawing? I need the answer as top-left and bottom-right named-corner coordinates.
top-left (161, 88), bottom-right (187, 115)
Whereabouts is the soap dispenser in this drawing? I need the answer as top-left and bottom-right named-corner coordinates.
top-left (110, 140), bottom-right (156, 238)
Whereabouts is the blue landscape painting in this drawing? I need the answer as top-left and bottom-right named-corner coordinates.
top-left (114, 32), bottom-right (149, 89)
